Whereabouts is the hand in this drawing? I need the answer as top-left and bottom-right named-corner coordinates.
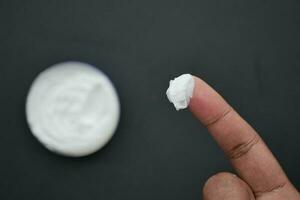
top-left (189, 76), bottom-right (300, 200)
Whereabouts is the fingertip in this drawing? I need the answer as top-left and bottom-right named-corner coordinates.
top-left (203, 172), bottom-right (255, 200)
top-left (188, 76), bottom-right (230, 126)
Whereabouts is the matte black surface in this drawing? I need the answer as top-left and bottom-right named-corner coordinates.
top-left (0, 0), bottom-right (299, 199)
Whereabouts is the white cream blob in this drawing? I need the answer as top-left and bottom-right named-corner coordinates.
top-left (26, 62), bottom-right (120, 157)
top-left (166, 74), bottom-right (195, 110)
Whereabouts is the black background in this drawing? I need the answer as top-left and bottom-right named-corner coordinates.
top-left (0, 0), bottom-right (299, 199)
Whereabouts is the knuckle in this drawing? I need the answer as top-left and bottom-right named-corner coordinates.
top-left (204, 107), bottom-right (233, 128)
top-left (227, 134), bottom-right (260, 159)
top-left (254, 181), bottom-right (288, 198)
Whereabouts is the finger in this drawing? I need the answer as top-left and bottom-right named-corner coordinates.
top-left (203, 172), bottom-right (255, 200)
top-left (189, 77), bottom-right (299, 197)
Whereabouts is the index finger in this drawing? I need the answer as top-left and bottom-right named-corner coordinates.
top-left (189, 76), bottom-right (293, 196)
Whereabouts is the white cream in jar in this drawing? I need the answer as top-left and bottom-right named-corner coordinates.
top-left (26, 62), bottom-right (120, 157)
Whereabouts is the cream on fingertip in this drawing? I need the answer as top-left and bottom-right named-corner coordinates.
top-left (166, 74), bottom-right (195, 111)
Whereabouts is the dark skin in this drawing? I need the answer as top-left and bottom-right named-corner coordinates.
top-left (189, 76), bottom-right (300, 200)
